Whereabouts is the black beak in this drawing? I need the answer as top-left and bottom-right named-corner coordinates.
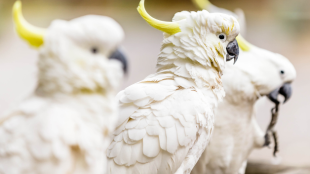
top-left (226, 39), bottom-right (239, 64)
top-left (268, 83), bottom-right (292, 104)
top-left (109, 48), bottom-right (128, 74)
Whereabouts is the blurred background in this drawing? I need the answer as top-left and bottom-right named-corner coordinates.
top-left (0, 0), bottom-right (309, 172)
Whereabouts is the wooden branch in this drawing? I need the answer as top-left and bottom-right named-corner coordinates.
top-left (245, 161), bottom-right (310, 174)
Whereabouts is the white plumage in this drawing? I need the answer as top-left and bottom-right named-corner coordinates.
top-left (192, 47), bottom-right (296, 174)
top-left (107, 1), bottom-right (240, 174)
top-left (0, 3), bottom-right (125, 174)
top-left (192, 0), bottom-right (247, 36)
top-left (191, 1), bottom-right (297, 174)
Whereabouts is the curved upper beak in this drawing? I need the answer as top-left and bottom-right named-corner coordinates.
top-left (268, 83), bottom-right (292, 104)
top-left (279, 83), bottom-right (292, 103)
top-left (109, 48), bottom-right (128, 74)
top-left (226, 39), bottom-right (239, 64)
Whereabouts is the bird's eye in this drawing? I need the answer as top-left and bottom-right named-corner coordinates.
top-left (218, 34), bottom-right (226, 41)
top-left (280, 70), bottom-right (285, 74)
top-left (91, 47), bottom-right (98, 54)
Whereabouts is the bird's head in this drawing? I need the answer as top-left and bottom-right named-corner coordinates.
top-left (240, 47), bottom-right (296, 104)
top-left (13, 1), bottom-right (127, 95)
top-left (137, 0), bottom-right (240, 75)
top-left (224, 38), bottom-right (296, 104)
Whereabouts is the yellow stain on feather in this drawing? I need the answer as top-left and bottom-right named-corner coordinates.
top-left (221, 20), bottom-right (235, 35)
top-left (215, 42), bottom-right (224, 58)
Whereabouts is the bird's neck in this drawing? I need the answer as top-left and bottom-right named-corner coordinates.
top-left (156, 34), bottom-right (225, 90)
top-left (216, 98), bottom-right (256, 125)
top-left (155, 47), bottom-right (225, 102)
top-left (35, 66), bottom-right (109, 96)
top-left (35, 51), bottom-right (116, 96)
top-left (157, 61), bottom-right (223, 87)
top-left (35, 85), bottom-right (109, 97)
top-left (216, 80), bottom-right (258, 127)
top-left (222, 71), bottom-right (259, 106)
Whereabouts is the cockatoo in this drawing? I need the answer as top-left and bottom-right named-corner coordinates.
top-left (192, 41), bottom-right (296, 174)
top-left (0, 1), bottom-right (127, 174)
top-left (191, 1), bottom-right (297, 174)
top-left (106, 0), bottom-right (240, 174)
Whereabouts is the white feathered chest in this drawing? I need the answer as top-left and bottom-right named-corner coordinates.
top-left (107, 72), bottom-right (223, 174)
top-left (0, 93), bottom-right (118, 174)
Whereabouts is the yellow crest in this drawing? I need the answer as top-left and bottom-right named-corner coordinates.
top-left (137, 0), bottom-right (181, 35)
top-left (192, 0), bottom-right (212, 10)
top-left (236, 35), bottom-right (251, 51)
top-left (13, 1), bottom-right (46, 48)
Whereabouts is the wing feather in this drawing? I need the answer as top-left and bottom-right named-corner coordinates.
top-left (119, 94), bottom-right (132, 104)
top-left (128, 129), bottom-right (146, 141)
top-left (146, 126), bottom-right (160, 136)
top-left (124, 85), bottom-right (148, 101)
top-left (175, 120), bottom-right (189, 146)
top-left (114, 133), bottom-right (123, 142)
top-left (123, 130), bottom-right (138, 145)
top-left (145, 85), bottom-right (178, 101)
top-left (135, 118), bottom-right (148, 129)
top-left (125, 118), bottom-right (142, 129)
top-left (107, 75), bottom-right (215, 174)
top-left (113, 143), bottom-right (132, 165)
top-left (133, 141), bottom-right (153, 164)
top-left (107, 141), bottom-right (123, 158)
top-left (143, 134), bottom-right (160, 158)
top-left (157, 116), bottom-right (175, 128)
top-left (158, 126), bottom-right (167, 151)
top-left (117, 103), bottom-right (139, 127)
top-left (134, 97), bottom-right (151, 107)
top-left (165, 126), bottom-right (179, 154)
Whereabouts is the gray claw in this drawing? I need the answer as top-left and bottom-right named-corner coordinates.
top-left (264, 133), bottom-right (271, 147)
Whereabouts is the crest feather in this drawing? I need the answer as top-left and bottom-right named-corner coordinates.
top-left (137, 0), bottom-right (181, 35)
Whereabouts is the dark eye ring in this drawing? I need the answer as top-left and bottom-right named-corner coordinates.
top-left (91, 47), bottom-right (98, 54)
top-left (219, 34), bottom-right (225, 40)
top-left (280, 70), bottom-right (285, 74)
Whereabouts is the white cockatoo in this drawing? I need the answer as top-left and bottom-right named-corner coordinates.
top-left (191, 1), bottom-right (297, 174)
top-left (192, 42), bottom-right (296, 174)
top-left (106, 0), bottom-right (240, 174)
top-left (0, 1), bottom-right (127, 174)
